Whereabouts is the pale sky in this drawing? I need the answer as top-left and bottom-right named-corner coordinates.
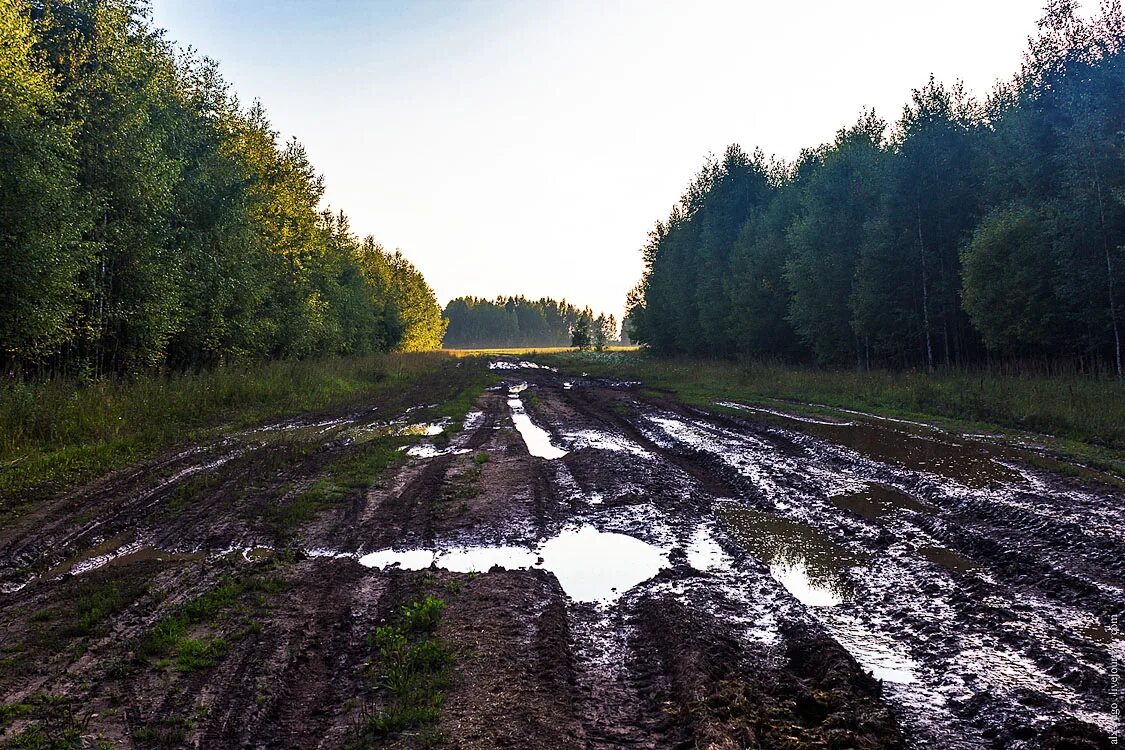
top-left (150, 0), bottom-right (1074, 320)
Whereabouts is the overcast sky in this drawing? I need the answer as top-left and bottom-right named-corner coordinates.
top-left (149, 0), bottom-right (1074, 320)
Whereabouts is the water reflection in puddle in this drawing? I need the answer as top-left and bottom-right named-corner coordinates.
top-left (403, 444), bottom-right (470, 459)
top-left (831, 483), bottom-right (933, 521)
top-left (357, 524), bottom-right (668, 603)
top-left (508, 384), bottom-right (568, 459)
top-left (718, 505), bottom-right (857, 607)
top-left (540, 526), bottom-right (668, 602)
top-left (808, 422), bottom-right (1017, 487)
top-left (488, 360), bottom-right (557, 371)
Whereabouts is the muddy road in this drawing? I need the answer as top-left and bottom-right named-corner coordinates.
top-left (1, 358), bottom-right (1121, 749)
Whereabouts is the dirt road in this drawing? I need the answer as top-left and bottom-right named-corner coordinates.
top-left (1, 359), bottom-right (1120, 748)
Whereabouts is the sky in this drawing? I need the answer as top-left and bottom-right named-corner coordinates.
top-left (149, 0), bottom-right (1075, 321)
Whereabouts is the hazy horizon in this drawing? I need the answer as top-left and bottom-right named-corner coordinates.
top-left (150, 0), bottom-right (1082, 320)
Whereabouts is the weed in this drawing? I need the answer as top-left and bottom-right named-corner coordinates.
top-left (350, 596), bottom-right (450, 746)
top-left (1, 693), bottom-right (107, 750)
top-left (136, 571), bottom-right (278, 671)
top-left (443, 462), bottom-right (483, 503)
top-left (131, 716), bottom-right (190, 746)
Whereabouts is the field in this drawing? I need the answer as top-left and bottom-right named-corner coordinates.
top-left (0, 353), bottom-right (1121, 748)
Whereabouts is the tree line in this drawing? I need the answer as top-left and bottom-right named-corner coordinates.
top-left (1, 0), bottom-right (446, 377)
top-left (627, 2), bottom-right (1123, 375)
top-left (442, 296), bottom-right (620, 349)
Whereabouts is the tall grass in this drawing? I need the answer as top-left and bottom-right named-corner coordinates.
top-left (0, 352), bottom-right (457, 501)
top-left (543, 351), bottom-right (1125, 450)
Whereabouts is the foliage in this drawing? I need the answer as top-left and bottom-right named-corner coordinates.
top-left (442, 295), bottom-right (617, 349)
top-left (627, 2), bottom-right (1124, 375)
top-left (351, 596), bottom-right (450, 746)
top-left (570, 309), bottom-right (592, 350)
top-left (0, 1), bottom-right (444, 376)
top-left (0, 352), bottom-right (463, 511)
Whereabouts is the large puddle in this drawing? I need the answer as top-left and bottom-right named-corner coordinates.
top-left (358, 524), bottom-right (668, 603)
top-left (718, 505), bottom-right (858, 607)
top-left (508, 384), bottom-right (568, 459)
top-left (716, 505), bottom-right (920, 683)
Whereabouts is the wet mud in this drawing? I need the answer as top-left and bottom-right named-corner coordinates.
top-left (1, 359), bottom-right (1121, 749)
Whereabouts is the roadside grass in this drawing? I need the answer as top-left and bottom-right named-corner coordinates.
top-left (0, 352), bottom-right (495, 519)
top-left (541, 351), bottom-right (1125, 476)
top-left (351, 595), bottom-right (450, 747)
top-left (443, 345), bottom-right (639, 356)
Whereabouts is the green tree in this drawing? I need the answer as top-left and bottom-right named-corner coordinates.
top-left (785, 111), bottom-right (887, 366)
top-left (571, 309), bottom-right (592, 350)
top-left (0, 0), bottom-right (89, 367)
top-left (961, 205), bottom-right (1059, 352)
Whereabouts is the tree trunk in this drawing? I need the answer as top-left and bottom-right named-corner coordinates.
top-left (916, 199), bottom-right (934, 372)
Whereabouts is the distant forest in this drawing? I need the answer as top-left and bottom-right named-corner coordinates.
top-left (442, 296), bottom-right (621, 349)
top-left (627, 3), bottom-right (1124, 375)
top-left (1, 0), bottom-right (446, 377)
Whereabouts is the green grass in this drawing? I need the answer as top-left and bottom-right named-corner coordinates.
top-left (540, 351), bottom-right (1125, 475)
top-left (0, 352), bottom-right (462, 511)
top-left (0, 693), bottom-right (109, 750)
top-left (136, 571), bottom-right (281, 672)
top-left (62, 577), bottom-right (149, 639)
top-left (274, 435), bottom-right (414, 532)
top-left (351, 596), bottom-right (451, 747)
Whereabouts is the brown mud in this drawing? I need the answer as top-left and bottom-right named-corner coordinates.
top-left (1, 359), bottom-right (1121, 749)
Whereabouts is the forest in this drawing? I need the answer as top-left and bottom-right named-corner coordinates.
top-left (442, 296), bottom-right (620, 349)
top-left (0, 0), bottom-right (447, 377)
top-left (626, 2), bottom-right (1124, 374)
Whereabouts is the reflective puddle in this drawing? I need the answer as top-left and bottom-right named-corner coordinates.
top-left (806, 421), bottom-right (1019, 487)
top-left (488, 360), bottom-right (557, 371)
top-left (718, 505), bottom-right (857, 607)
top-left (357, 524), bottom-right (668, 603)
top-left (831, 483), bottom-right (933, 521)
top-left (508, 384), bottom-right (568, 459)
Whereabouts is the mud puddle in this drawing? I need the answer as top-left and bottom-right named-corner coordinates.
top-left (357, 523), bottom-right (669, 604)
top-left (718, 504), bottom-right (858, 606)
top-left (831, 482), bottom-right (933, 520)
top-left (508, 383), bottom-right (568, 459)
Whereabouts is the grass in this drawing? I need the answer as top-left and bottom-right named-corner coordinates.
top-left (0, 693), bottom-right (110, 750)
top-left (539, 350), bottom-right (1125, 475)
top-left (135, 569), bottom-right (281, 672)
top-left (274, 435), bottom-right (414, 532)
top-left (351, 596), bottom-right (451, 747)
top-left (0, 352), bottom-right (465, 511)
